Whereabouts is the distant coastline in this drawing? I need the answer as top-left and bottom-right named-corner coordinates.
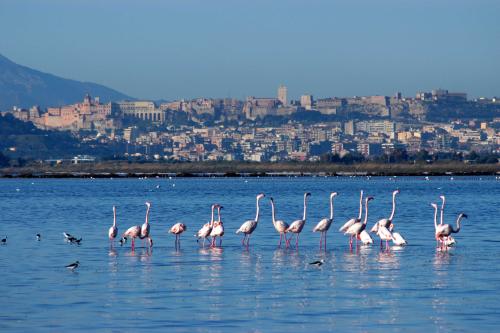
top-left (1, 161), bottom-right (499, 178)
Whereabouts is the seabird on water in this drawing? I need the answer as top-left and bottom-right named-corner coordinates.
top-left (119, 237), bottom-right (127, 246)
top-left (1, 236), bottom-right (7, 244)
top-left (36, 234), bottom-right (41, 241)
top-left (63, 232), bottom-right (72, 240)
top-left (65, 261), bottom-right (79, 270)
top-left (309, 259), bottom-right (325, 267)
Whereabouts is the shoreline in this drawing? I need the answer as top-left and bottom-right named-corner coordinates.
top-left (1, 161), bottom-right (499, 178)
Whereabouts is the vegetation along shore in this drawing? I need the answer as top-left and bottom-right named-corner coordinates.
top-left (1, 161), bottom-right (499, 178)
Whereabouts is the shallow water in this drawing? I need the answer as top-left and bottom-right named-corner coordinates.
top-left (0, 176), bottom-right (499, 332)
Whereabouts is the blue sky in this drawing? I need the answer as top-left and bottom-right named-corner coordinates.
top-left (1, 0), bottom-right (499, 100)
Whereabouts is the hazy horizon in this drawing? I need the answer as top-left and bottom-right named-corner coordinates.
top-left (1, 0), bottom-right (499, 100)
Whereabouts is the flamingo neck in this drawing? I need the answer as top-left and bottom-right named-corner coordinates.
top-left (255, 196), bottom-right (261, 222)
top-left (271, 200), bottom-right (276, 225)
top-left (363, 200), bottom-right (369, 225)
top-left (217, 207), bottom-right (222, 223)
top-left (329, 195), bottom-right (334, 220)
top-left (440, 198), bottom-right (445, 225)
top-left (303, 195), bottom-right (308, 221)
top-left (145, 206), bottom-right (150, 225)
top-left (357, 191), bottom-right (363, 220)
top-left (453, 215), bottom-right (463, 233)
top-left (388, 192), bottom-right (397, 221)
top-left (433, 206), bottom-right (438, 230)
top-left (113, 208), bottom-right (116, 227)
top-left (210, 206), bottom-right (215, 227)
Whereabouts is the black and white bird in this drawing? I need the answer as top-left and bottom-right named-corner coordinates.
top-left (119, 237), bottom-right (127, 246)
top-left (309, 259), bottom-right (325, 267)
top-left (1, 236), bottom-right (7, 244)
top-left (36, 234), bottom-right (41, 241)
top-left (63, 232), bottom-right (72, 240)
top-left (65, 261), bottom-right (79, 270)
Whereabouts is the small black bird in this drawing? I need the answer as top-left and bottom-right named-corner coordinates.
top-left (119, 237), bottom-right (127, 246)
top-left (36, 234), bottom-right (41, 241)
top-left (63, 232), bottom-right (72, 240)
top-left (65, 261), bottom-right (79, 270)
top-left (309, 259), bottom-right (325, 267)
top-left (1, 236), bottom-right (7, 244)
top-left (73, 238), bottom-right (82, 245)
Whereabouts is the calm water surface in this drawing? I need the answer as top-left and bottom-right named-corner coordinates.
top-left (1, 176), bottom-right (499, 332)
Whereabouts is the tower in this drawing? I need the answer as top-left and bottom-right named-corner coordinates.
top-left (278, 85), bottom-right (287, 106)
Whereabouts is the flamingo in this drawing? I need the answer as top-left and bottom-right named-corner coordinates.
top-left (285, 192), bottom-right (312, 248)
top-left (210, 205), bottom-right (224, 247)
top-left (195, 204), bottom-right (216, 247)
top-left (312, 192), bottom-right (339, 250)
top-left (269, 197), bottom-right (290, 247)
top-left (236, 193), bottom-right (265, 247)
top-left (391, 232), bottom-right (407, 246)
top-left (431, 202), bottom-right (453, 248)
top-left (436, 213), bottom-right (467, 248)
top-left (339, 190), bottom-right (364, 246)
top-left (169, 222), bottom-right (187, 247)
top-left (370, 189), bottom-right (400, 237)
top-left (376, 224), bottom-right (393, 251)
top-left (108, 206), bottom-right (118, 246)
top-left (140, 202), bottom-right (152, 247)
top-left (122, 225), bottom-right (141, 250)
top-left (359, 230), bottom-right (373, 245)
top-left (345, 196), bottom-right (374, 248)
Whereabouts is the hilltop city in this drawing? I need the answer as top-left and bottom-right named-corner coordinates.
top-left (2, 85), bottom-right (500, 165)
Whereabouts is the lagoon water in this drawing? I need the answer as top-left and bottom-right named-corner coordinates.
top-left (1, 176), bottom-right (499, 332)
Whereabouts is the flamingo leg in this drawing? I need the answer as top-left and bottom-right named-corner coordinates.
top-left (131, 238), bottom-right (135, 251)
top-left (324, 232), bottom-right (327, 250)
top-left (278, 234), bottom-right (282, 247)
top-left (219, 237), bottom-right (222, 247)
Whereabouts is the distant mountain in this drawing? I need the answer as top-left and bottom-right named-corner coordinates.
top-left (0, 53), bottom-right (132, 110)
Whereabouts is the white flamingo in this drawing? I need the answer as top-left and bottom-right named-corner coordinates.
top-left (436, 213), bottom-right (467, 249)
top-left (339, 190), bottom-right (364, 240)
top-left (286, 192), bottom-right (312, 248)
top-left (195, 204), bottom-right (216, 247)
top-left (269, 197), bottom-right (289, 247)
top-left (108, 206), bottom-right (118, 246)
top-left (345, 196), bottom-right (374, 248)
top-left (370, 189), bottom-right (400, 235)
top-left (312, 192), bottom-right (338, 250)
top-left (140, 202), bottom-right (152, 247)
top-left (359, 230), bottom-right (373, 245)
top-left (236, 193), bottom-right (265, 247)
top-left (391, 232), bottom-right (407, 246)
top-left (210, 205), bottom-right (224, 247)
top-left (376, 224), bottom-right (394, 251)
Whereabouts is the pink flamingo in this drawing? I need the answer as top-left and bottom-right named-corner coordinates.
top-left (344, 196), bottom-right (374, 249)
top-left (339, 190), bottom-right (364, 245)
top-left (285, 192), bottom-right (312, 248)
top-left (195, 204), bottom-right (216, 247)
top-left (108, 206), bottom-right (118, 246)
top-left (122, 225), bottom-right (141, 251)
top-left (436, 212), bottom-right (467, 249)
top-left (370, 189), bottom-right (400, 238)
top-left (169, 222), bottom-right (187, 248)
top-left (312, 192), bottom-right (338, 250)
top-left (140, 202), bottom-right (152, 247)
top-left (210, 205), bottom-right (224, 247)
top-left (270, 197), bottom-right (289, 247)
top-left (236, 193), bottom-right (265, 247)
